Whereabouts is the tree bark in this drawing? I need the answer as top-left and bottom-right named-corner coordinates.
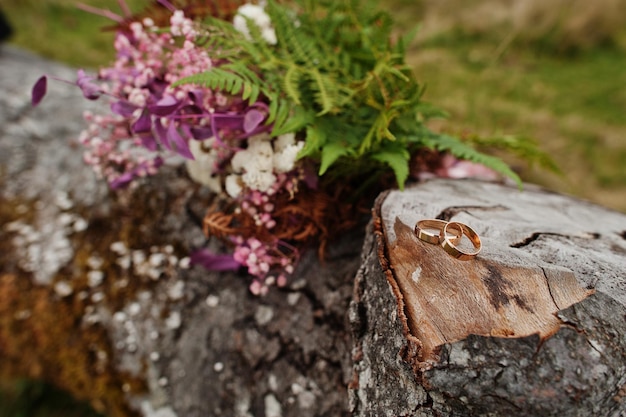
top-left (0, 47), bottom-right (359, 417)
top-left (350, 179), bottom-right (626, 417)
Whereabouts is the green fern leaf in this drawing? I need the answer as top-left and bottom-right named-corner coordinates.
top-left (371, 146), bottom-right (410, 189)
top-left (319, 142), bottom-right (351, 175)
top-left (308, 69), bottom-right (337, 115)
top-left (299, 125), bottom-right (327, 159)
top-left (423, 133), bottom-right (522, 188)
top-left (271, 106), bottom-right (314, 137)
top-left (283, 64), bottom-right (303, 105)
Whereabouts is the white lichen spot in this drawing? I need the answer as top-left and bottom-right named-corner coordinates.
top-left (87, 254), bottom-right (104, 269)
top-left (54, 281), bottom-right (73, 297)
top-left (54, 191), bottom-right (74, 210)
top-left (268, 374), bottom-right (279, 392)
top-left (167, 280), bottom-right (185, 301)
top-left (158, 377), bottom-right (168, 387)
top-left (14, 310), bottom-right (31, 320)
top-left (110, 241), bottom-right (128, 255)
top-left (58, 212), bottom-right (75, 227)
top-left (264, 393), bottom-right (282, 417)
top-left (255, 305), bottom-right (274, 326)
top-left (178, 256), bottom-right (191, 269)
top-left (91, 292), bottom-right (105, 303)
top-left (291, 383), bottom-right (304, 395)
top-left (287, 292), bottom-right (300, 306)
top-left (411, 266), bottom-right (422, 283)
top-left (165, 311), bottom-right (182, 330)
top-left (113, 311), bottom-right (127, 322)
top-left (128, 302), bottom-right (141, 316)
top-left (87, 270), bottom-right (105, 287)
top-left (73, 217), bottom-right (88, 232)
top-left (448, 344), bottom-right (471, 366)
top-left (205, 294), bottom-right (219, 307)
top-left (213, 362), bottom-right (224, 373)
top-left (149, 253), bottom-right (166, 267)
top-left (150, 351), bottom-right (160, 361)
top-left (140, 400), bottom-right (178, 417)
top-left (297, 391), bottom-right (316, 409)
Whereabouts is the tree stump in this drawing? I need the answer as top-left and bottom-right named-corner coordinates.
top-left (0, 47), bottom-right (359, 417)
top-left (350, 179), bottom-right (626, 416)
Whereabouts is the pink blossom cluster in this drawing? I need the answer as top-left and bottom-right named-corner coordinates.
top-left (53, 6), bottom-right (302, 292)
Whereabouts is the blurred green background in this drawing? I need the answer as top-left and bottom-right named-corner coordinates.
top-left (0, 0), bottom-right (625, 415)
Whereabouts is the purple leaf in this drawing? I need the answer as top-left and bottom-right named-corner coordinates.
top-left (149, 95), bottom-right (180, 116)
top-left (31, 76), bottom-right (48, 106)
top-left (109, 172), bottom-right (134, 189)
top-left (190, 249), bottom-right (241, 272)
top-left (139, 133), bottom-right (159, 151)
top-left (166, 122), bottom-right (194, 159)
top-left (243, 109), bottom-right (266, 133)
top-left (190, 126), bottom-right (214, 140)
top-left (76, 69), bottom-right (102, 100)
top-left (210, 113), bottom-right (244, 143)
top-left (154, 119), bottom-right (170, 150)
top-left (131, 111), bottom-right (152, 133)
top-left (111, 100), bottom-right (138, 117)
top-left (188, 90), bottom-right (204, 106)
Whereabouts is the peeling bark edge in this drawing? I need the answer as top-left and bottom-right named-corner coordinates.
top-left (349, 193), bottom-right (433, 417)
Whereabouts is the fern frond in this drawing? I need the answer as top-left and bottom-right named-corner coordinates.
top-left (267, 0), bottom-right (324, 68)
top-left (283, 64), bottom-right (303, 105)
top-left (421, 132), bottom-right (522, 188)
top-left (173, 67), bottom-right (266, 105)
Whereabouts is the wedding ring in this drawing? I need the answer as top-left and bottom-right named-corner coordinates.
top-left (415, 219), bottom-right (461, 245)
top-left (440, 221), bottom-right (482, 261)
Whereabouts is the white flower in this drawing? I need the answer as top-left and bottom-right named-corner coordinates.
top-left (242, 170), bottom-right (276, 192)
top-left (273, 141), bottom-right (304, 173)
top-left (185, 139), bottom-right (222, 193)
top-left (233, 4), bottom-right (277, 45)
top-left (232, 135), bottom-right (274, 173)
top-left (274, 133), bottom-right (296, 152)
top-left (225, 174), bottom-right (243, 198)
top-left (231, 149), bottom-right (251, 173)
top-left (247, 139), bottom-right (274, 171)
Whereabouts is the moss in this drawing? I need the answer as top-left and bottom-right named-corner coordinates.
top-left (0, 273), bottom-right (142, 417)
top-left (0, 168), bottom-right (204, 416)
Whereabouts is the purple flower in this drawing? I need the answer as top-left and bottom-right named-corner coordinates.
top-left (148, 95), bottom-right (180, 116)
top-left (166, 122), bottom-right (194, 159)
top-left (111, 100), bottom-right (138, 117)
top-left (189, 249), bottom-right (241, 271)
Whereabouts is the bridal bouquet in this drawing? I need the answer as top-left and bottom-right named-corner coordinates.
top-left (33, 0), bottom-right (520, 294)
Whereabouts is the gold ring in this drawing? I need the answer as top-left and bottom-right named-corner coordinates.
top-left (440, 221), bottom-right (482, 261)
top-left (415, 219), bottom-right (461, 245)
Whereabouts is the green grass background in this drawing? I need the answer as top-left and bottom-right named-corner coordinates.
top-left (0, 0), bottom-right (625, 415)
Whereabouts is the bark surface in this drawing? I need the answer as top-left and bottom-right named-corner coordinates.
top-left (350, 180), bottom-right (626, 417)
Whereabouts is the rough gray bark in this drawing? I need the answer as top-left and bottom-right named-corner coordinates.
top-left (350, 179), bottom-right (626, 417)
top-left (0, 46), bottom-right (359, 417)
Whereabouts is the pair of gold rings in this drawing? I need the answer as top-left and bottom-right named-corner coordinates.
top-left (414, 219), bottom-right (482, 261)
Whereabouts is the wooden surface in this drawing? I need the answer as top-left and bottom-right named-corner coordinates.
top-left (350, 179), bottom-right (626, 416)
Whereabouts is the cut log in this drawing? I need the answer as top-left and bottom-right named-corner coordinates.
top-left (350, 179), bottom-right (626, 416)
